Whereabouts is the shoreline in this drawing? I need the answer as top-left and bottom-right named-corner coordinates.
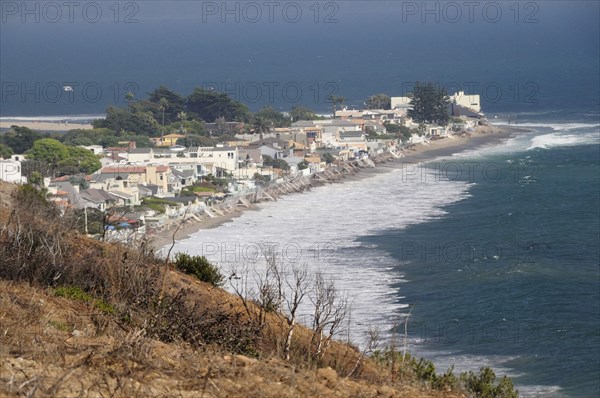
top-left (151, 124), bottom-right (522, 251)
top-left (0, 121), bottom-right (94, 132)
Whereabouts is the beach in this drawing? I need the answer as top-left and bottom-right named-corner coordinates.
top-left (151, 124), bottom-right (520, 251)
top-left (0, 120), bottom-right (94, 132)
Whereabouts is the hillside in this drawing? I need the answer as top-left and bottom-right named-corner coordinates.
top-left (0, 182), bottom-right (516, 397)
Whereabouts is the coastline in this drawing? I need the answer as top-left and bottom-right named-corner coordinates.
top-left (151, 124), bottom-right (522, 251)
top-left (0, 121), bottom-right (94, 132)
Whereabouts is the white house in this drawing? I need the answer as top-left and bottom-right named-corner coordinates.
top-left (0, 160), bottom-right (25, 183)
top-left (337, 131), bottom-right (368, 152)
top-left (391, 96), bottom-right (412, 110)
top-left (450, 91), bottom-right (481, 113)
top-left (186, 146), bottom-right (238, 171)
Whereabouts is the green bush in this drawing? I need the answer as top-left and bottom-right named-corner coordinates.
top-left (371, 349), bottom-right (518, 397)
top-left (53, 286), bottom-right (115, 314)
top-left (174, 253), bottom-right (224, 287)
top-left (460, 367), bottom-right (519, 398)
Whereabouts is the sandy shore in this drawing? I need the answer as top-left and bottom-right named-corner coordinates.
top-left (150, 124), bottom-right (523, 251)
top-left (0, 121), bottom-right (93, 132)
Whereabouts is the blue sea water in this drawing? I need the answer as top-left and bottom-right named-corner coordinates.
top-left (169, 120), bottom-right (599, 397)
top-left (360, 125), bottom-right (600, 397)
top-left (2, 1), bottom-right (599, 396)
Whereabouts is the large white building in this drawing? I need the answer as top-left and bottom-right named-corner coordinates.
top-left (0, 160), bottom-right (25, 183)
top-left (450, 91), bottom-right (481, 113)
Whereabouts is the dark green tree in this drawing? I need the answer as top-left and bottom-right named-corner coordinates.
top-left (174, 253), bottom-right (224, 287)
top-left (321, 152), bottom-right (335, 164)
top-left (365, 93), bottom-right (391, 110)
top-left (1, 126), bottom-right (45, 154)
top-left (0, 143), bottom-right (13, 159)
top-left (148, 85), bottom-right (185, 124)
top-left (93, 106), bottom-right (159, 136)
top-left (186, 88), bottom-right (250, 123)
top-left (327, 95), bottom-right (346, 115)
top-left (125, 91), bottom-right (135, 113)
top-left (26, 138), bottom-right (70, 167)
top-left (297, 160), bottom-right (309, 170)
top-left (59, 147), bottom-right (102, 174)
top-left (250, 116), bottom-right (273, 138)
top-left (162, 120), bottom-right (205, 137)
top-left (61, 128), bottom-right (116, 146)
top-left (407, 82), bottom-right (450, 126)
top-left (262, 155), bottom-right (289, 171)
top-left (254, 106), bottom-right (291, 127)
top-left (290, 106), bottom-right (320, 121)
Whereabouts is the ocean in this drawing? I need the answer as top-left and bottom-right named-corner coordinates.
top-left (1, 1), bottom-right (599, 396)
top-left (170, 121), bottom-right (599, 397)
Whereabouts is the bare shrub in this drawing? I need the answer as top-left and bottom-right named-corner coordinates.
top-left (309, 271), bottom-right (349, 363)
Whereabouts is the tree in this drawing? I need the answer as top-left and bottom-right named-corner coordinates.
top-left (125, 91), bottom-right (135, 113)
top-left (93, 106), bottom-right (159, 136)
top-left (159, 97), bottom-right (168, 126)
top-left (250, 116), bottom-right (273, 139)
top-left (297, 160), bottom-right (309, 170)
top-left (407, 82), bottom-right (450, 126)
top-left (60, 147), bottom-right (102, 174)
top-left (2, 126), bottom-right (45, 154)
top-left (174, 253), bottom-right (224, 287)
top-left (327, 95), bottom-right (346, 115)
top-left (290, 106), bottom-right (319, 121)
top-left (321, 152), bottom-right (335, 164)
top-left (28, 171), bottom-right (43, 187)
top-left (0, 143), bottom-right (13, 159)
top-left (365, 93), bottom-right (391, 110)
top-left (61, 128), bottom-right (116, 146)
top-left (25, 139), bottom-right (101, 175)
top-left (186, 88), bottom-right (250, 123)
top-left (262, 155), bottom-right (289, 171)
top-left (162, 120), bottom-right (205, 137)
top-left (177, 111), bottom-right (187, 132)
top-left (309, 271), bottom-right (349, 361)
top-left (26, 138), bottom-right (70, 168)
top-left (254, 106), bottom-right (291, 127)
top-left (148, 85), bottom-right (185, 124)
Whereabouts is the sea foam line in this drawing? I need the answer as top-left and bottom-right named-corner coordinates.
top-left (171, 167), bottom-right (472, 345)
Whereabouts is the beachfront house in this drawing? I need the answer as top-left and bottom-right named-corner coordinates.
top-left (338, 131), bottom-right (368, 152)
top-left (450, 91), bottom-right (481, 113)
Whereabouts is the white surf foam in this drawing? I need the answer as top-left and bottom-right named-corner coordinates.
top-left (515, 122), bottom-right (600, 131)
top-left (527, 131), bottom-right (600, 150)
top-left (170, 167), bottom-right (472, 345)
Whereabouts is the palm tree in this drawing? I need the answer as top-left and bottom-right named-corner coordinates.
top-left (327, 95), bottom-right (346, 116)
top-left (125, 91), bottom-right (135, 113)
top-left (159, 97), bottom-right (168, 126)
top-left (178, 111), bottom-right (187, 133)
top-left (251, 116), bottom-right (272, 140)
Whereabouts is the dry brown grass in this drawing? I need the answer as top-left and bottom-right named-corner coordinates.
top-left (0, 280), bottom-right (464, 398)
top-left (0, 183), bottom-right (467, 397)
